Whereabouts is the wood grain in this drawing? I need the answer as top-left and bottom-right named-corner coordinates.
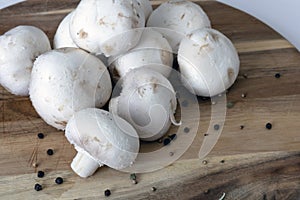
top-left (0, 1), bottom-right (300, 200)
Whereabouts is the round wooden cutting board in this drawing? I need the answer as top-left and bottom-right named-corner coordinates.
top-left (0, 1), bottom-right (299, 199)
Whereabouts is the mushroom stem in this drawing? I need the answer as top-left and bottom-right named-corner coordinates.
top-left (71, 151), bottom-right (103, 178)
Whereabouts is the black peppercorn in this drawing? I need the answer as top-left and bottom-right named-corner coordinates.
top-left (37, 171), bottom-right (44, 178)
top-left (47, 149), bottom-right (54, 156)
top-left (34, 183), bottom-right (42, 191)
top-left (227, 102), bottom-right (235, 109)
top-left (184, 127), bottom-right (190, 133)
top-left (163, 138), bottom-right (171, 146)
top-left (130, 173), bottom-right (136, 181)
top-left (275, 73), bottom-right (281, 78)
top-left (266, 123), bottom-right (272, 130)
top-left (214, 124), bottom-right (220, 131)
top-left (181, 100), bottom-right (188, 107)
top-left (240, 125), bottom-right (244, 130)
top-left (37, 133), bottom-right (44, 139)
top-left (104, 189), bottom-right (111, 197)
top-left (151, 187), bottom-right (157, 192)
top-left (168, 134), bottom-right (177, 140)
top-left (55, 177), bottom-right (63, 184)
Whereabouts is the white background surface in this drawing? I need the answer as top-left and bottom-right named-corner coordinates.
top-left (217, 0), bottom-right (300, 51)
top-left (0, 0), bottom-right (25, 10)
top-left (0, 0), bottom-right (299, 51)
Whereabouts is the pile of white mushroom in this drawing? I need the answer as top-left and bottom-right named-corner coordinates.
top-left (0, 0), bottom-right (240, 178)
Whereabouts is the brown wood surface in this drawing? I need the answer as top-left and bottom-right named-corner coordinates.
top-left (0, 1), bottom-right (300, 200)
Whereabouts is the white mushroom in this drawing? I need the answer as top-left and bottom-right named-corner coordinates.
top-left (29, 48), bottom-right (112, 130)
top-left (69, 0), bottom-right (145, 56)
top-left (109, 68), bottom-right (180, 141)
top-left (53, 11), bottom-right (77, 49)
top-left (136, 0), bottom-right (153, 20)
top-left (0, 25), bottom-right (51, 96)
top-left (53, 12), bottom-right (110, 66)
top-left (108, 28), bottom-right (173, 81)
top-left (147, 0), bottom-right (211, 52)
top-left (65, 108), bottom-right (139, 178)
top-left (178, 28), bottom-right (240, 97)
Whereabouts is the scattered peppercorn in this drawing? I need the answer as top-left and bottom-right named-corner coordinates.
top-left (220, 160), bottom-right (225, 163)
top-left (168, 134), bottom-right (177, 140)
top-left (204, 133), bottom-right (209, 136)
top-left (37, 171), bottom-right (44, 178)
top-left (104, 189), bottom-right (111, 197)
top-left (243, 74), bottom-right (248, 79)
top-left (130, 173), bottom-right (136, 181)
top-left (151, 187), bottom-right (157, 192)
top-left (34, 183), bottom-right (42, 191)
top-left (47, 149), bottom-right (54, 156)
top-left (37, 133), bottom-right (44, 139)
top-left (214, 124), bottom-right (220, 131)
top-left (241, 93), bottom-right (247, 98)
top-left (55, 177), bottom-right (63, 184)
top-left (184, 127), bottom-right (190, 133)
top-left (266, 123), bottom-right (272, 130)
top-left (202, 160), bottom-right (208, 165)
top-left (181, 100), bottom-right (188, 107)
top-left (275, 73), bottom-right (281, 78)
top-left (240, 125), bottom-right (244, 130)
top-left (163, 138), bottom-right (171, 146)
top-left (132, 180), bottom-right (138, 184)
top-left (227, 102), bottom-right (235, 109)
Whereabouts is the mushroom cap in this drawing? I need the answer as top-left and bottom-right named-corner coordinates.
top-left (147, 0), bottom-right (211, 52)
top-left (53, 11), bottom-right (78, 49)
top-left (69, 0), bottom-right (145, 56)
top-left (65, 108), bottom-right (139, 170)
top-left (29, 48), bottom-right (112, 130)
top-left (178, 28), bottom-right (240, 97)
top-left (108, 28), bottom-right (173, 81)
top-left (110, 68), bottom-right (177, 141)
top-left (136, 0), bottom-right (153, 20)
top-left (0, 25), bottom-right (51, 96)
